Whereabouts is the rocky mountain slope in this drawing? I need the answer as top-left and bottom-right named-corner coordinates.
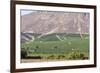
top-left (21, 11), bottom-right (89, 34)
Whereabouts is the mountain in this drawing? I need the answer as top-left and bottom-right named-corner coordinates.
top-left (21, 11), bottom-right (89, 34)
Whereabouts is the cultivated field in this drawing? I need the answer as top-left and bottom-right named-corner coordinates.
top-left (21, 33), bottom-right (89, 63)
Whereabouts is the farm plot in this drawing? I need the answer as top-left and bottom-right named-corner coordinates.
top-left (21, 33), bottom-right (89, 63)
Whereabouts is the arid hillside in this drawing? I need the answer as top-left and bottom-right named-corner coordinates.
top-left (21, 11), bottom-right (89, 34)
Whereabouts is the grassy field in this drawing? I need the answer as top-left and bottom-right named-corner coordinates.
top-left (21, 33), bottom-right (89, 62)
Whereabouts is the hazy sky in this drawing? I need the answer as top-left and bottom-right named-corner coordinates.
top-left (21, 10), bottom-right (35, 16)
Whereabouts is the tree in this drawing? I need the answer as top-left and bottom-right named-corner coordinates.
top-left (21, 48), bottom-right (27, 59)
